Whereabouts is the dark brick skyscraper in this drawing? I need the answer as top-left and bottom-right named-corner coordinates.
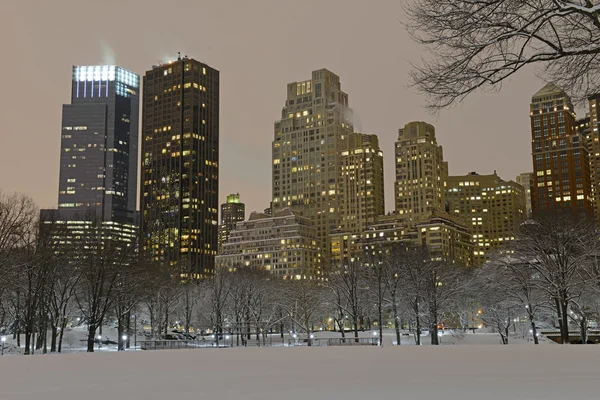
top-left (140, 55), bottom-right (219, 277)
top-left (530, 83), bottom-right (593, 218)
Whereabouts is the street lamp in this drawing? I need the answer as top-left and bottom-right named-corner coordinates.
top-left (97, 335), bottom-right (102, 350)
top-left (122, 335), bottom-right (128, 351)
top-left (1, 336), bottom-right (5, 355)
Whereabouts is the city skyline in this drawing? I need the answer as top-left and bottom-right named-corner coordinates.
top-left (0, 1), bottom-right (562, 217)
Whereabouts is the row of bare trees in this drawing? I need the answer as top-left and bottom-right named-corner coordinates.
top-left (3, 190), bottom-right (600, 351)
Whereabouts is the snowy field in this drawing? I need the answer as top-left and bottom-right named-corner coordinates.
top-left (1, 345), bottom-right (599, 399)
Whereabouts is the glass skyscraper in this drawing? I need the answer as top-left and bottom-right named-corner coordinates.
top-left (41, 65), bottom-right (140, 253)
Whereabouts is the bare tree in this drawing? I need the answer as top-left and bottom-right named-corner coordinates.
top-left (206, 266), bottom-right (231, 346)
top-left (406, 0), bottom-right (600, 110)
top-left (326, 260), bottom-right (366, 340)
top-left (421, 259), bottom-right (470, 345)
top-left (381, 244), bottom-right (430, 346)
top-left (75, 218), bottom-right (136, 352)
top-left (280, 279), bottom-right (326, 346)
top-left (511, 217), bottom-right (595, 344)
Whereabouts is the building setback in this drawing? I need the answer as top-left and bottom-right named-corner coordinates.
top-left (218, 193), bottom-right (245, 253)
top-left (445, 172), bottom-right (526, 264)
top-left (272, 69), bottom-right (354, 253)
top-left (216, 209), bottom-right (322, 280)
top-left (530, 83), bottom-right (593, 218)
top-left (339, 132), bottom-right (385, 233)
top-left (41, 65), bottom-right (140, 255)
top-left (140, 55), bottom-right (219, 278)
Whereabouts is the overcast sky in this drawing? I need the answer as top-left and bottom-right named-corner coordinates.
top-left (0, 0), bottom-right (548, 216)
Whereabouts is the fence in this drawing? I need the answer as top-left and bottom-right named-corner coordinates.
top-left (140, 337), bottom-right (379, 350)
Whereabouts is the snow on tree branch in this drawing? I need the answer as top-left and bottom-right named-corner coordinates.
top-left (405, 0), bottom-right (600, 110)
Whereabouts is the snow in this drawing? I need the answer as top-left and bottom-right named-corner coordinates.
top-left (1, 345), bottom-right (598, 399)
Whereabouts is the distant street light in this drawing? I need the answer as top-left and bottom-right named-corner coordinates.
top-left (122, 335), bottom-right (128, 351)
top-left (1, 336), bottom-right (5, 355)
top-left (97, 335), bottom-right (102, 350)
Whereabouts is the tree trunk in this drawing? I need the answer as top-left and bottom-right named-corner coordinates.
top-left (580, 317), bottom-right (587, 344)
top-left (415, 308), bottom-right (422, 346)
top-left (531, 320), bottom-right (539, 345)
top-left (51, 325), bottom-right (58, 352)
top-left (87, 324), bottom-right (96, 352)
top-left (58, 317), bottom-right (67, 353)
top-left (24, 332), bottom-right (31, 355)
top-left (118, 316), bottom-right (124, 351)
top-left (560, 297), bottom-right (569, 344)
top-left (393, 301), bottom-right (401, 346)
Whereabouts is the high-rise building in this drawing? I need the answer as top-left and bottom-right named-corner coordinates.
top-left (339, 132), bottom-right (385, 233)
top-left (516, 172), bottom-right (534, 219)
top-left (395, 121), bottom-right (448, 218)
top-left (586, 94), bottom-right (600, 220)
top-left (216, 209), bottom-right (322, 280)
top-left (530, 83), bottom-right (593, 218)
top-left (445, 172), bottom-right (526, 264)
top-left (218, 193), bottom-right (245, 253)
top-left (140, 55), bottom-right (220, 277)
top-left (272, 69), bottom-right (354, 251)
top-left (40, 65), bottom-right (140, 255)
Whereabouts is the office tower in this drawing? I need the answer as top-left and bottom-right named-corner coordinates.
top-left (530, 83), bottom-right (593, 218)
top-left (216, 209), bottom-right (322, 280)
top-left (586, 94), bottom-right (600, 220)
top-left (395, 121), bottom-right (448, 218)
top-left (40, 65), bottom-right (140, 254)
top-left (140, 55), bottom-right (220, 277)
top-left (272, 69), bottom-right (353, 251)
top-left (445, 172), bottom-right (526, 264)
top-left (516, 172), bottom-right (534, 219)
top-left (339, 132), bottom-right (385, 233)
top-left (218, 193), bottom-right (245, 253)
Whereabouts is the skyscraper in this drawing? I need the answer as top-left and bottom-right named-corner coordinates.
top-left (530, 83), bottom-right (593, 218)
top-left (395, 121), bottom-right (447, 218)
top-left (445, 172), bottom-right (526, 264)
top-left (516, 172), bottom-right (534, 219)
top-left (41, 65), bottom-right (140, 254)
top-left (272, 69), bottom-right (353, 251)
top-left (140, 55), bottom-right (220, 277)
top-left (58, 65), bottom-right (139, 221)
top-left (586, 94), bottom-right (600, 220)
top-left (218, 193), bottom-right (245, 253)
top-left (339, 132), bottom-right (385, 233)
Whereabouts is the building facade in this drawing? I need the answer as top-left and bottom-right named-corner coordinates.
top-left (272, 69), bottom-right (354, 253)
top-left (41, 65), bottom-right (140, 256)
top-left (216, 209), bottom-right (322, 280)
top-left (587, 94), bottom-right (600, 221)
top-left (445, 172), bottom-right (526, 264)
top-left (530, 83), bottom-right (593, 218)
top-left (339, 132), bottom-right (385, 233)
top-left (395, 121), bottom-right (448, 218)
top-left (218, 193), bottom-right (245, 253)
top-left (331, 211), bottom-right (473, 268)
top-left (140, 55), bottom-right (220, 277)
top-left (515, 172), bottom-right (534, 219)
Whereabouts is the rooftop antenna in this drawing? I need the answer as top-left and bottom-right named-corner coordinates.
top-left (177, 52), bottom-right (181, 61)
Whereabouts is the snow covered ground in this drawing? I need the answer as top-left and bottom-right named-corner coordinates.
top-left (1, 345), bottom-right (598, 399)
top-left (1, 325), bottom-right (549, 354)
